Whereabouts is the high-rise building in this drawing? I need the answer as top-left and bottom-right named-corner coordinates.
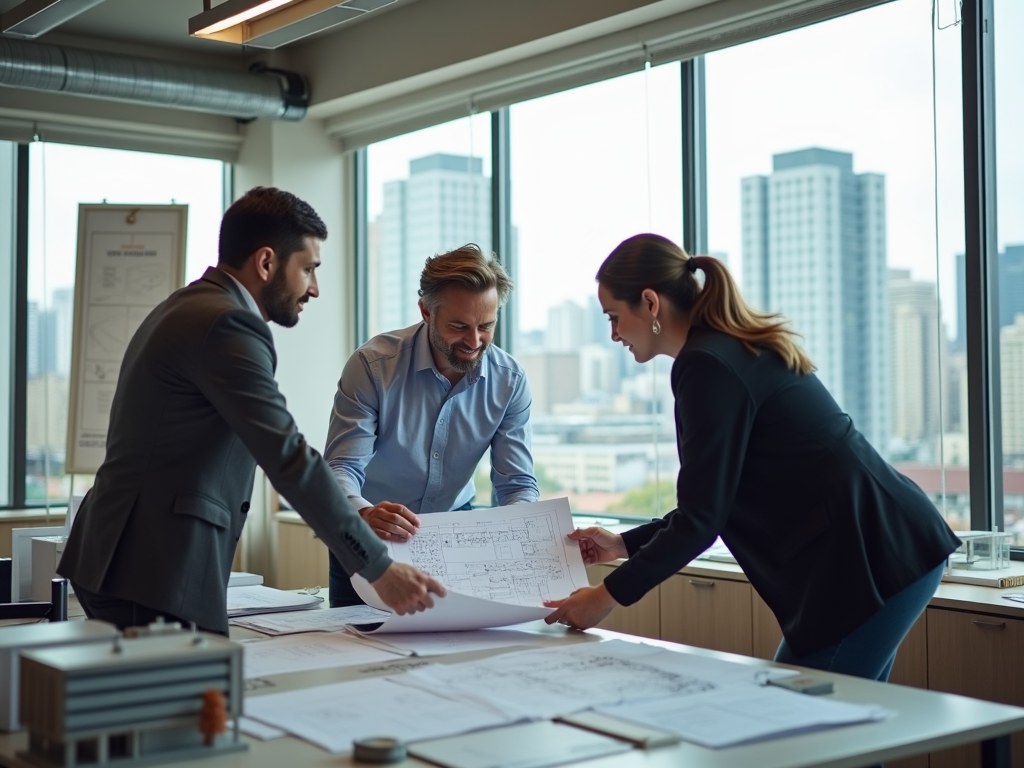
top-left (954, 244), bottom-right (1024, 352)
top-left (889, 269), bottom-right (943, 457)
top-left (1001, 314), bottom-right (1024, 459)
top-left (742, 148), bottom-right (889, 452)
top-left (377, 153), bottom-right (492, 331)
top-left (547, 300), bottom-right (587, 352)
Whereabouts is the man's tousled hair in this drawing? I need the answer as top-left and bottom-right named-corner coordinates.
top-left (419, 244), bottom-right (513, 311)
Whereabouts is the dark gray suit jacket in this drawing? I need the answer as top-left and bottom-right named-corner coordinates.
top-left (59, 267), bottom-right (390, 633)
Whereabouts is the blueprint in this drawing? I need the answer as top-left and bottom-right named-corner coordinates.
top-left (388, 498), bottom-right (589, 606)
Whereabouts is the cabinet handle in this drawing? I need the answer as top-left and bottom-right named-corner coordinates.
top-left (972, 620), bottom-right (1006, 629)
top-left (689, 579), bottom-right (716, 588)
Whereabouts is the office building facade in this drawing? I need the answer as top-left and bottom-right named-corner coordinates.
top-left (742, 148), bottom-right (889, 453)
top-left (377, 153), bottom-right (492, 331)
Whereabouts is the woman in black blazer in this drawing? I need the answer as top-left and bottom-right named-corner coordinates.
top-left (545, 233), bottom-right (959, 681)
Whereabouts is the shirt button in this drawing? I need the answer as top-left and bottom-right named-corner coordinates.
top-left (433, 452), bottom-right (439, 459)
top-left (439, 419), bottom-right (444, 424)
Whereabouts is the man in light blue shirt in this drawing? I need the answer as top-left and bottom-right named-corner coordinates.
top-left (325, 244), bottom-right (539, 606)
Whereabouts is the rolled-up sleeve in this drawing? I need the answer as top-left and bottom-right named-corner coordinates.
top-left (490, 370), bottom-right (540, 506)
top-left (325, 352), bottom-right (380, 512)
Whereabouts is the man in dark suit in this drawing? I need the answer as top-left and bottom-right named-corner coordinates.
top-left (59, 187), bottom-right (444, 633)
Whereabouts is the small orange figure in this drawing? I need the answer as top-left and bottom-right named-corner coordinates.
top-left (198, 689), bottom-right (227, 746)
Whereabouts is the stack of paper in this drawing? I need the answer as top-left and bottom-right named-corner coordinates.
top-left (232, 605), bottom-right (390, 635)
top-left (227, 571), bottom-right (263, 588)
top-left (226, 585), bottom-right (321, 617)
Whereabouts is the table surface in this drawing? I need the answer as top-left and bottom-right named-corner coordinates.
top-left (2, 617), bottom-right (1023, 768)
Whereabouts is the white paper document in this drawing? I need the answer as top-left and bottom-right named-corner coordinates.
top-left (409, 721), bottom-right (632, 768)
top-left (244, 677), bottom-right (513, 754)
top-left (350, 585), bottom-right (554, 633)
top-left (351, 498), bottom-right (587, 632)
top-left (597, 685), bottom-right (890, 748)
top-left (346, 627), bottom-right (556, 657)
top-left (234, 717), bottom-right (287, 741)
top-left (241, 632), bottom-right (400, 679)
top-left (393, 639), bottom-right (792, 720)
top-left (226, 585), bottom-right (321, 617)
top-left (231, 605), bottom-right (390, 635)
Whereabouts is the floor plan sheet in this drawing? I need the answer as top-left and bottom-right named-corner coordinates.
top-left (390, 498), bottom-right (588, 606)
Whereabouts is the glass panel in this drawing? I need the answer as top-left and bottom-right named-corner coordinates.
top-left (365, 115), bottom-right (493, 340)
top-left (364, 115), bottom-right (493, 503)
top-left (509, 65), bottom-right (683, 517)
top-left (0, 142), bottom-right (15, 506)
top-left (27, 143), bottom-right (224, 505)
top-left (705, 0), bottom-right (967, 530)
top-left (995, 0), bottom-right (1024, 543)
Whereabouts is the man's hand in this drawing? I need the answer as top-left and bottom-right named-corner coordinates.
top-left (371, 563), bottom-right (446, 614)
top-left (543, 583), bottom-right (619, 630)
top-left (568, 527), bottom-right (627, 565)
top-left (359, 502), bottom-right (420, 541)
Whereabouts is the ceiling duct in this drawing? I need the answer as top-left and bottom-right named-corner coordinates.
top-left (0, 37), bottom-right (308, 120)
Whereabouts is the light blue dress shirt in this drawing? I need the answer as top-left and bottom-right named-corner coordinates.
top-left (325, 323), bottom-right (539, 513)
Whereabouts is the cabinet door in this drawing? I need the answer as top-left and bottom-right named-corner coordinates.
top-left (927, 607), bottom-right (1024, 768)
top-left (586, 565), bottom-right (661, 640)
top-left (277, 521), bottom-right (330, 592)
top-left (888, 612), bottom-right (928, 690)
top-left (751, 589), bottom-right (783, 660)
top-left (660, 573), bottom-right (753, 656)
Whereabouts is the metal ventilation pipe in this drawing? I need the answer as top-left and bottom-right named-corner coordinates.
top-left (0, 37), bottom-right (308, 121)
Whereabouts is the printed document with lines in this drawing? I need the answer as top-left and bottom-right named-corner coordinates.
top-left (352, 498), bottom-right (588, 632)
top-left (392, 639), bottom-right (796, 720)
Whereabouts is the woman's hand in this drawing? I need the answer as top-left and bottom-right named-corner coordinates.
top-left (543, 583), bottom-right (619, 630)
top-left (568, 527), bottom-right (627, 565)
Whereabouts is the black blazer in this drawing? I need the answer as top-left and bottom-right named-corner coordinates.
top-left (59, 268), bottom-right (390, 633)
top-left (603, 327), bottom-right (959, 656)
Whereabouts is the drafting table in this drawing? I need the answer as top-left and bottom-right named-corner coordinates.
top-left (0, 622), bottom-right (1021, 768)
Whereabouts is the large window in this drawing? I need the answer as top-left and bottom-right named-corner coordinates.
top-left (26, 143), bottom-right (225, 505)
top-left (0, 142), bottom-right (15, 507)
top-left (352, 0), bottom-right (1015, 540)
top-left (995, 0), bottom-right (1024, 542)
top-left (705, 0), bottom-right (967, 530)
top-left (364, 115), bottom-right (492, 340)
top-left (509, 66), bottom-right (682, 517)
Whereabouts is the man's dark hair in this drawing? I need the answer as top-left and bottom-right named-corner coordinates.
top-left (218, 186), bottom-right (327, 268)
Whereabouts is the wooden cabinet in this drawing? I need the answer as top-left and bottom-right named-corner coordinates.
top-left (927, 608), bottom-right (1024, 768)
top-left (586, 564), bottom-right (660, 640)
top-left (751, 589), bottom-right (784, 660)
top-left (277, 517), bottom-right (330, 591)
top-left (660, 573), bottom-right (753, 656)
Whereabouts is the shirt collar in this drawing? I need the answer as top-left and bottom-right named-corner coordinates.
top-left (413, 322), bottom-right (487, 384)
top-left (220, 269), bottom-right (263, 319)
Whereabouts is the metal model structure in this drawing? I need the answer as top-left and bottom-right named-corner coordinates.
top-left (17, 627), bottom-right (245, 768)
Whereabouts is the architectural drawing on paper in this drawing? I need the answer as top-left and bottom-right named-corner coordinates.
top-left (407, 513), bottom-right (567, 605)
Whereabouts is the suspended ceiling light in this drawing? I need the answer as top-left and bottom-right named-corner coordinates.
top-left (1, 0), bottom-right (107, 38)
top-left (189, 0), bottom-right (396, 49)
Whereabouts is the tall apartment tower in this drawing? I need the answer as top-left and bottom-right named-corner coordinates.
top-left (889, 269), bottom-right (943, 455)
top-left (742, 148), bottom-right (889, 452)
top-left (378, 153), bottom-right (491, 331)
top-left (1001, 314), bottom-right (1024, 460)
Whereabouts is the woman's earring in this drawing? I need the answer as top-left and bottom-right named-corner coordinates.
top-left (652, 318), bottom-right (662, 335)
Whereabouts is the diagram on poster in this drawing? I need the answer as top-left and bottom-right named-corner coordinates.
top-left (66, 205), bottom-right (187, 474)
top-left (390, 498), bottom-right (588, 606)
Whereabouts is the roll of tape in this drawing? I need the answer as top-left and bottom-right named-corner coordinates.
top-left (353, 736), bottom-right (407, 763)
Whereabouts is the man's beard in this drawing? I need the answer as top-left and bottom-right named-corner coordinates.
top-left (262, 267), bottom-right (306, 327)
top-left (428, 319), bottom-right (488, 373)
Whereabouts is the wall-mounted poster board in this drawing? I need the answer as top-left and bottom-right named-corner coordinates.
top-left (65, 204), bottom-right (187, 474)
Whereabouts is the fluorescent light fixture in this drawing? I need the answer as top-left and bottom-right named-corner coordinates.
top-left (190, 0), bottom-right (296, 36)
top-left (189, 0), bottom-right (396, 49)
top-left (1, 0), bottom-right (107, 38)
